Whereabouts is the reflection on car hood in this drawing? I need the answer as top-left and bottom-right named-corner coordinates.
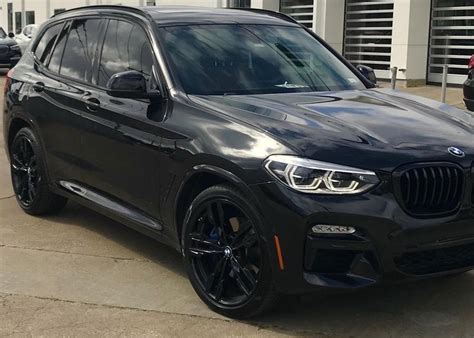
top-left (191, 89), bottom-right (474, 171)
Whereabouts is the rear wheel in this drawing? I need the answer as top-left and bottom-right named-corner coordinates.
top-left (10, 127), bottom-right (67, 215)
top-left (182, 185), bottom-right (278, 318)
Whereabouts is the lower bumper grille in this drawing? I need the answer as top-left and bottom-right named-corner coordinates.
top-left (395, 242), bottom-right (474, 275)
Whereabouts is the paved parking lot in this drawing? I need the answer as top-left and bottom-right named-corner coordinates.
top-left (1, 71), bottom-right (473, 337)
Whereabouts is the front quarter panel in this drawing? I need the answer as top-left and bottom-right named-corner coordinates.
top-left (157, 95), bottom-right (294, 244)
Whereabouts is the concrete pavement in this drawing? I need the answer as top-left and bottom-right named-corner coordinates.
top-left (1, 73), bottom-right (474, 337)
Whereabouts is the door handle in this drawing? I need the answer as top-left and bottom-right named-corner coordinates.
top-left (32, 82), bottom-right (45, 92)
top-left (83, 97), bottom-right (101, 112)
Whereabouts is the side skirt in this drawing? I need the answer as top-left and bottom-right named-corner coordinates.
top-left (57, 180), bottom-right (168, 235)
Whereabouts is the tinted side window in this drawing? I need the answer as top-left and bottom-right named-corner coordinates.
top-left (34, 23), bottom-right (62, 64)
top-left (48, 21), bottom-right (71, 73)
top-left (59, 19), bottom-right (102, 82)
top-left (97, 19), bottom-right (154, 87)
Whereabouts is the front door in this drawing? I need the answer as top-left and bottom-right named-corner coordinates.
top-left (78, 18), bottom-right (166, 220)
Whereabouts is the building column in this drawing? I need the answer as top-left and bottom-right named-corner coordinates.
top-left (250, 0), bottom-right (279, 12)
top-left (390, 0), bottom-right (431, 86)
top-left (21, 0), bottom-right (25, 31)
top-left (314, 0), bottom-right (344, 54)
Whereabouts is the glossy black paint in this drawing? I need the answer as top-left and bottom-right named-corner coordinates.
top-left (3, 6), bottom-right (474, 295)
top-left (464, 68), bottom-right (473, 111)
top-left (356, 65), bottom-right (377, 85)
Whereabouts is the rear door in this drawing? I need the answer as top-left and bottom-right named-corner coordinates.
top-left (27, 18), bottom-right (101, 181)
top-left (25, 18), bottom-right (104, 183)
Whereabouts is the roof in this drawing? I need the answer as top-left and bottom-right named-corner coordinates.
top-left (52, 5), bottom-right (299, 27)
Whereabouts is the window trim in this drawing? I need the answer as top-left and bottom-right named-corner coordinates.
top-left (32, 20), bottom-right (67, 67)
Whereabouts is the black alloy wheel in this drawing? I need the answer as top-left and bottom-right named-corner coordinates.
top-left (11, 134), bottom-right (39, 207)
top-left (10, 127), bottom-right (67, 215)
top-left (183, 185), bottom-right (278, 318)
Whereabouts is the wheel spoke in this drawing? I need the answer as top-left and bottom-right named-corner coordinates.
top-left (20, 138), bottom-right (29, 160)
top-left (188, 232), bottom-right (223, 257)
top-left (213, 259), bottom-right (228, 301)
top-left (231, 220), bottom-right (257, 250)
top-left (216, 201), bottom-right (225, 226)
top-left (206, 204), bottom-right (217, 226)
top-left (205, 257), bottom-right (228, 295)
top-left (27, 181), bottom-right (36, 201)
top-left (12, 154), bottom-right (27, 172)
top-left (230, 257), bottom-right (257, 296)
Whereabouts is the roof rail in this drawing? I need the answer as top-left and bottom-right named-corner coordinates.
top-left (231, 8), bottom-right (299, 25)
top-left (51, 5), bottom-right (147, 18)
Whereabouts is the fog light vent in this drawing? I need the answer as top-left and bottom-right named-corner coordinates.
top-left (311, 224), bottom-right (356, 235)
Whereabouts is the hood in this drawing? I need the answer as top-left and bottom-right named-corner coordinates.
top-left (191, 89), bottom-right (474, 172)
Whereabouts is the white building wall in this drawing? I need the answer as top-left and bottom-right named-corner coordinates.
top-left (390, 0), bottom-right (431, 85)
top-left (314, 0), bottom-right (344, 54)
top-left (0, 1), bottom-right (8, 31)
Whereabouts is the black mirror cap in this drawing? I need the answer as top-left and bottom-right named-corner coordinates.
top-left (8, 32), bottom-right (15, 38)
top-left (106, 70), bottom-right (160, 99)
top-left (356, 65), bottom-right (377, 85)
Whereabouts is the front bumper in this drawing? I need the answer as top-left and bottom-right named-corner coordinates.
top-left (251, 179), bottom-right (474, 295)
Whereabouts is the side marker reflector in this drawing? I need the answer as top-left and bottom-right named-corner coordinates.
top-left (273, 235), bottom-right (285, 271)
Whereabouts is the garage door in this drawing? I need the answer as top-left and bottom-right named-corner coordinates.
top-left (280, 0), bottom-right (315, 30)
top-left (428, 0), bottom-right (473, 85)
top-left (344, 0), bottom-right (394, 79)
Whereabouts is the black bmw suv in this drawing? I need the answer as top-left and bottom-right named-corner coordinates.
top-left (3, 6), bottom-right (474, 318)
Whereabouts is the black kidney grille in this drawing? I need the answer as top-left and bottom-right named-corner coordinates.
top-left (398, 165), bottom-right (464, 216)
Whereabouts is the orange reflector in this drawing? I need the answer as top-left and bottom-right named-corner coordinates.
top-left (273, 235), bottom-right (285, 270)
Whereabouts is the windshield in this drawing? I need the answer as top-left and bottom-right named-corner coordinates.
top-left (159, 24), bottom-right (366, 95)
top-left (0, 27), bottom-right (6, 39)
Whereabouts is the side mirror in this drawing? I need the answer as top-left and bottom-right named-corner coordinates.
top-left (106, 71), bottom-right (159, 99)
top-left (8, 32), bottom-right (15, 39)
top-left (356, 65), bottom-right (377, 85)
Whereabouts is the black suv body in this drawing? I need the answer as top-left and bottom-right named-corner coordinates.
top-left (464, 55), bottom-right (473, 111)
top-left (3, 6), bottom-right (474, 318)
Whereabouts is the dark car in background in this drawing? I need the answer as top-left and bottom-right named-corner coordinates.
top-left (0, 27), bottom-right (21, 68)
top-left (3, 6), bottom-right (474, 318)
top-left (464, 55), bottom-right (474, 111)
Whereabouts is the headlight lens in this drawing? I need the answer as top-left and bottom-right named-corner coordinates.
top-left (10, 44), bottom-right (20, 52)
top-left (264, 155), bottom-right (379, 194)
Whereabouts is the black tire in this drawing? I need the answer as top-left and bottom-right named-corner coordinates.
top-left (182, 184), bottom-right (279, 319)
top-left (466, 100), bottom-right (474, 112)
top-left (10, 127), bottom-right (67, 215)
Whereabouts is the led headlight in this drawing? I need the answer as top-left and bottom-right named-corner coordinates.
top-left (9, 45), bottom-right (20, 52)
top-left (264, 155), bottom-right (379, 194)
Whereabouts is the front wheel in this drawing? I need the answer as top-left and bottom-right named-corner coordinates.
top-left (182, 185), bottom-right (278, 318)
